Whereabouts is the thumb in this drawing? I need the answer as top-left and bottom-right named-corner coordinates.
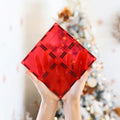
top-left (25, 70), bottom-right (39, 85)
top-left (80, 68), bottom-right (92, 84)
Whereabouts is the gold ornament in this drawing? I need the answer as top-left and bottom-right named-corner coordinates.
top-left (58, 7), bottom-right (71, 21)
top-left (83, 82), bottom-right (96, 95)
top-left (113, 107), bottom-right (120, 117)
top-left (101, 118), bottom-right (105, 120)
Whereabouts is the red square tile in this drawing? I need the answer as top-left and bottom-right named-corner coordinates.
top-left (21, 23), bottom-right (96, 98)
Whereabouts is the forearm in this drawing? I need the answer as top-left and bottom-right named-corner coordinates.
top-left (63, 99), bottom-right (81, 120)
top-left (36, 99), bottom-right (58, 120)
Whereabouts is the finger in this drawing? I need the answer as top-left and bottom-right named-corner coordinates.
top-left (67, 53), bottom-right (72, 68)
top-left (25, 70), bottom-right (39, 84)
top-left (80, 68), bottom-right (92, 83)
top-left (74, 51), bottom-right (82, 72)
top-left (80, 50), bottom-right (88, 72)
top-left (25, 71), bottom-right (45, 96)
top-left (43, 52), bottom-right (49, 71)
top-left (77, 68), bottom-right (92, 92)
top-left (35, 54), bottom-right (42, 75)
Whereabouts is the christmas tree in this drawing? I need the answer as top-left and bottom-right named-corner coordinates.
top-left (54, 0), bottom-right (120, 120)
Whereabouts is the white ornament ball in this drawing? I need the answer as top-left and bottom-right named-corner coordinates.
top-left (92, 101), bottom-right (103, 117)
top-left (111, 118), bottom-right (116, 120)
top-left (81, 107), bottom-right (91, 120)
top-left (87, 77), bottom-right (97, 88)
top-left (98, 85), bottom-right (104, 91)
top-left (105, 115), bottom-right (110, 120)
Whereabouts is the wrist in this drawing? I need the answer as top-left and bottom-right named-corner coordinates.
top-left (42, 92), bottom-right (59, 104)
top-left (62, 95), bottom-right (80, 104)
top-left (42, 96), bottom-right (59, 105)
top-left (63, 97), bottom-right (80, 105)
top-left (37, 97), bottom-right (59, 120)
top-left (63, 98), bottom-right (81, 120)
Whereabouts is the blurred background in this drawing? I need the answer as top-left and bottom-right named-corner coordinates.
top-left (0, 0), bottom-right (120, 119)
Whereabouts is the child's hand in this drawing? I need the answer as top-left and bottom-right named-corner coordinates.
top-left (25, 70), bottom-right (59, 120)
top-left (25, 61), bottom-right (92, 120)
top-left (25, 70), bottom-right (59, 102)
top-left (62, 68), bottom-right (92, 120)
top-left (62, 68), bottom-right (92, 102)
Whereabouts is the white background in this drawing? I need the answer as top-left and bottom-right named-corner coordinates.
top-left (0, 0), bottom-right (120, 119)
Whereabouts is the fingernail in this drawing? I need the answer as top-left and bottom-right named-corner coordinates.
top-left (90, 68), bottom-right (92, 71)
top-left (89, 68), bottom-right (92, 71)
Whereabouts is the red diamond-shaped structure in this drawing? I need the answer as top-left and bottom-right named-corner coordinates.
top-left (21, 23), bottom-right (96, 98)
